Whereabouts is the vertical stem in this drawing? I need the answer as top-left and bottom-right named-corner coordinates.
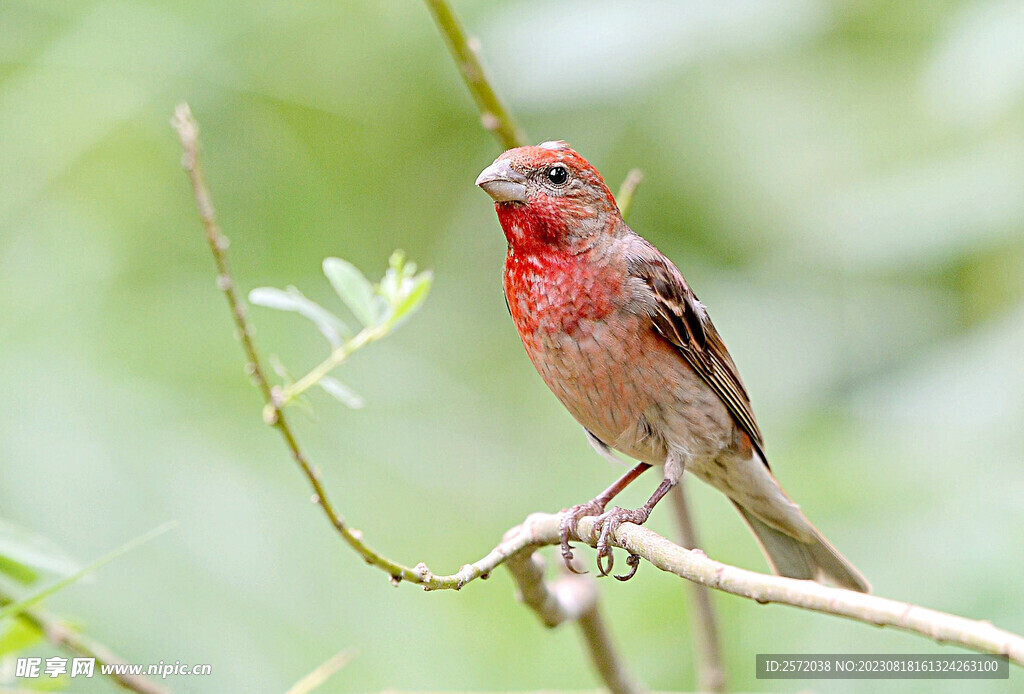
top-left (505, 544), bottom-right (644, 693)
top-left (423, 0), bottom-right (527, 150)
top-left (576, 606), bottom-right (645, 694)
top-left (669, 483), bottom-right (728, 692)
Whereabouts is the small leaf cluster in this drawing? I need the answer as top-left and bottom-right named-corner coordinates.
top-left (249, 251), bottom-right (432, 409)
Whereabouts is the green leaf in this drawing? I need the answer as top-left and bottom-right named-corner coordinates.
top-left (323, 258), bottom-right (376, 327)
top-left (388, 271), bottom-right (432, 328)
top-left (0, 522), bottom-right (175, 622)
top-left (0, 521), bottom-right (81, 586)
top-left (318, 377), bottom-right (364, 409)
top-left (249, 287), bottom-right (350, 346)
top-left (0, 616), bottom-right (43, 655)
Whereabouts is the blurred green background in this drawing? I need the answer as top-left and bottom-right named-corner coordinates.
top-left (2, 0), bottom-right (1023, 691)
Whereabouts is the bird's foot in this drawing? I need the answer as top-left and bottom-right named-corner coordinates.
top-left (593, 506), bottom-right (650, 580)
top-left (559, 499), bottom-right (606, 573)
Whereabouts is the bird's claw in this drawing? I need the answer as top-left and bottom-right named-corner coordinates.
top-left (615, 553), bottom-right (641, 581)
top-left (561, 543), bottom-right (587, 574)
top-left (596, 546), bottom-right (614, 576)
top-left (559, 499), bottom-right (606, 573)
top-left (561, 502), bottom-right (650, 578)
top-left (593, 506), bottom-right (650, 578)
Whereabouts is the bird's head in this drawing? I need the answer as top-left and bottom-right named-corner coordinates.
top-left (476, 141), bottom-right (621, 252)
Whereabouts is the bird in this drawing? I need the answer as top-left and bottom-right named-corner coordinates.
top-left (475, 140), bottom-right (870, 591)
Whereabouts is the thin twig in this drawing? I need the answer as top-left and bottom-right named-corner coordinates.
top-left (669, 484), bottom-right (727, 693)
top-left (278, 323), bottom-right (388, 409)
top-left (423, 0), bottom-right (527, 150)
top-left (171, 104), bottom-right (425, 585)
top-left (621, 165), bottom-right (723, 691)
top-left (623, 167), bottom-right (723, 693)
top-left (0, 590), bottom-right (169, 694)
top-left (285, 648), bottom-right (357, 694)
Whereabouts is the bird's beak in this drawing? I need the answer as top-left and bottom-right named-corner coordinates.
top-left (475, 160), bottom-right (527, 203)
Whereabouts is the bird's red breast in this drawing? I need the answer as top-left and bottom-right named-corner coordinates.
top-left (502, 241), bottom-right (622, 343)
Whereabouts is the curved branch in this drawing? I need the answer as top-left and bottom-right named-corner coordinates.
top-left (171, 104), bottom-right (433, 586)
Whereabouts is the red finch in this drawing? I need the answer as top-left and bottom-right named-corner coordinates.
top-left (476, 141), bottom-right (869, 591)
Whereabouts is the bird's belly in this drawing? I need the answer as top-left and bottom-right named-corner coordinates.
top-left (520, 309), bottom-right (734, 466)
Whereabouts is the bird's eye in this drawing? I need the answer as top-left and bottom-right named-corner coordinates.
top-left (546, 164), bottom-right (569, 186)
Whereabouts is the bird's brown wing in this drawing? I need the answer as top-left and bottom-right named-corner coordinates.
top-left (626, 238), bottom-right (766, 460)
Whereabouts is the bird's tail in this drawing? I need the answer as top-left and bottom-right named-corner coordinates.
top-left (731, 501), bottom-right (871, 593)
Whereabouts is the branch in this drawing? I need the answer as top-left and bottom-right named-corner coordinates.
top-left (504, 538), bottom-right (643, 694)
top-left (0, 589), bottom-right (169, 694)
top-left (626, 167), bottom-right (728, 693)
top-left (423, 0), bottom-right (527, 149)
top-left (669, 485), bottom-right (727, 693)
top-left (531, 514), bottom-right (1023, 666)
top-left (326, 504), bottom-right (1023, 665)
top-left (362, 508), bottom-right (1024, 663)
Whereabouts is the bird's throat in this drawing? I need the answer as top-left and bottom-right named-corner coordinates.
top-left (494, 200), bottom-right (567, 251)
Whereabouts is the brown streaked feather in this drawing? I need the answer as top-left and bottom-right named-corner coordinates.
top-left (626, 236), bottom-right (766, 461)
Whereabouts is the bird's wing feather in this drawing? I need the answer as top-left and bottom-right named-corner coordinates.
top-left (626, 235), bottom-right (766, 459)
